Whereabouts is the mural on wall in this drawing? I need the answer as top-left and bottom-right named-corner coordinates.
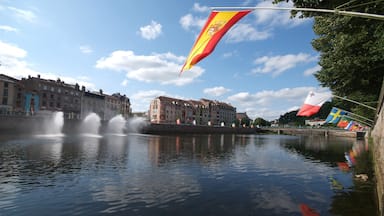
top-left (25, 93), bottom-right (39, 115)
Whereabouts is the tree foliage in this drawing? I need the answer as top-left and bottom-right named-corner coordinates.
top-left (253, 117), bottom-right (271, 127)
top-left (274, 0), bottom-right (384, 120)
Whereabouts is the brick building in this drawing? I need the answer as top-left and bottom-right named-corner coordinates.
top-left (149, 96), bottom-right (236, 126)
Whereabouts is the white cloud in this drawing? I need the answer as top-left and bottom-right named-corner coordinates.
top-left (130, 90), bottom-right (166, 112)
top-left (253, 1), bottom-right (309, 28)
top-left (8, 6), bottom-right (37, 23)
top-left (80, 45), bottom-right (93, 54)
top-left (95, 50), bottom-right (204, 86)
top-left (203, 86), bottom-right (231, 97)
top-left (179, 13), bottom-right (206, 30)
top-left (0, 40), bottom-right (26, 58)
top-left (139, 21), bottom-right (162, 40)
top-left (227, 86), bottom-right (331, 120)
top-left (130, 90), bottom-right (192, 112)
top-left (226, 23), bottom-right (271, 43)
top-left (222, 51), bottom-right (237, 58)
top-left (252, 53), bottom-right (316, 77)
top-left (0, 40), bottom-right (95, 90)
top-left (0, 25), bottom-right (18, 32)
top-left (304, 65), bottom-right (321, 76)
top-left (193, 3), bottom-right (210, 13)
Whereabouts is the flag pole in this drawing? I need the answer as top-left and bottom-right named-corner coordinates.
top-left (342, 109), bottom-right (374, 123)
top-left (210, 6), bottom-right (384, 21)
top-left (342, 114), bottom-right (373, 127)
top-left (333, 95), bottom-right (377, 111)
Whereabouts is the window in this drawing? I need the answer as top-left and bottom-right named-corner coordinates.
top-left (4, 82), bottom-right (8, 87)
top-left (2, 98), bottom-right (7, 105)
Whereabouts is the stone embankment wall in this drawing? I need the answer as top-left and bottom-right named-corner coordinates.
top-left (372, 82), bottom-right (384, 215)
top-left (269, 128), bottom-right (361, 138)
top-left (142, 123), bottom-right (262, 134)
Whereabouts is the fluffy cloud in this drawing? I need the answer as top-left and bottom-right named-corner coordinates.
top-left (80, 45), bottom-right (93, 54)
top-left (7, 6), bottom-right (37, 23)
top-left (203, 86), bottom-right (231, 97)
top-left (303, 65), bottom-right (321, 76)
top-left (130, 90), bottom-right (166, 112)
top-left (0, 40), bottom-right (26, 58)
top-left (95, 50), bottom-right (204, 86)
top-left (139, 21), bottom-right (162, 40)
top-left (0, 40), bottom-right (95, 89)
top-left (179, 14), bottom-right (206, 30)
top-left (227, 86), bottom-right (330, 120)
top-left (252, 53), bottom-right (316, 77)
top-left (253, 1), bottom-right (309, 28)
top-left (193, 3), bottom-right (210, 13)
top-left (0, 25), bottom-right (18, 32)
top-left (226, 23), bottom-right (271, 43)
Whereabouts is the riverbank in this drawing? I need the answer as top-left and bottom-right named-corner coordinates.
top-left (141, 123), bottom-right (263, 134)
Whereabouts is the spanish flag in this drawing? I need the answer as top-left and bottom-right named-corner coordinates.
top-left (180, 10), bottom-right (251, 73)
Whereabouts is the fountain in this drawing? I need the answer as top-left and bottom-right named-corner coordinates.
top-left (81, 112), bottom-right (101, 136)
top-left (106, 114), bottom-right (126, 135)
top-left (126, 117), bottom-right (148, 134)
top-left (37, 111), bottom-right (64, 136)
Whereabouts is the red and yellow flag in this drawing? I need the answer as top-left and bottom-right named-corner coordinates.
top-left (180, 10), bottom-right (251, 73)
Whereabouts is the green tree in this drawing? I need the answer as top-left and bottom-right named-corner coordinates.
top-left (274, 0), bottom-right (384, 120)
top-left (254, 117), bottom-right (271, 127)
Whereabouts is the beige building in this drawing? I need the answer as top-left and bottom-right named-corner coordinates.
top-left (149, 96), bottom-right (236, 126)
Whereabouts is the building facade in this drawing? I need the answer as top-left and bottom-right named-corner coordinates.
top-left (0, 74), bottom-right (21, 115)
top-left (149, 96), bottom-right (236, 126)
top-left (1, 74), bottom-right (131, 120)
top-left (19, 75), bottom-right (82, 118)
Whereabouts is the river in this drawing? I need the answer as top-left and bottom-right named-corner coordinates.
top-left (0, 133), bottom-right (377, 215)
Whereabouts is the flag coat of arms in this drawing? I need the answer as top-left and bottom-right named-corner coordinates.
top-left (180, 10), bottom-right (251, 73)
top-left (337, 116), bottom-right (351, 128)
top-left (325, 107), bottom-right (347, 124)
top-left (297, 91), bottom-right (331, 117)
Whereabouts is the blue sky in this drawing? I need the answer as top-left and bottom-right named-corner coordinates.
top-left (0, 0), bottom-right (330, 120)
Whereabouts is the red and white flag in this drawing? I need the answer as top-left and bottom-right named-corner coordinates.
top-left (297, 91), bottom-right (331, 116)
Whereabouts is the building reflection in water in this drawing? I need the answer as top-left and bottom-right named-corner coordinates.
top-left (0, 133), bottom-right (377, 215)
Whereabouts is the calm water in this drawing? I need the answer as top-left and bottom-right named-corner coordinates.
top-left (0, 133), bottom-right (377, 216)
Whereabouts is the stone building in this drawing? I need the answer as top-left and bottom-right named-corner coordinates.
top-left (111, 93), bottom-right (131, 119)
top-left (81, 89), bottom-right (105, 120)
top-left (0, 74), bottom-right (21, 115)
top-left (149, 96), bottom-right (236, 126)
top-left (2, 74), bottom-right (131, 120)
top-left (201, 99), bottom-right (236, 126)
top-left (19, 75), bottom-right (82, 118)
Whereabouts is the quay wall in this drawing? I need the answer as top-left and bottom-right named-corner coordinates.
top-left (372, 83), bottom-right (384, 216)
top-left (142, 123), bottom-right (261, 134)
top-left (269, 128), bottom-right (362, 138)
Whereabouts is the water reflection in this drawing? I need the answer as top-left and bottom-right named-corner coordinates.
top-left (0, 133), bottom-right (377, 215)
